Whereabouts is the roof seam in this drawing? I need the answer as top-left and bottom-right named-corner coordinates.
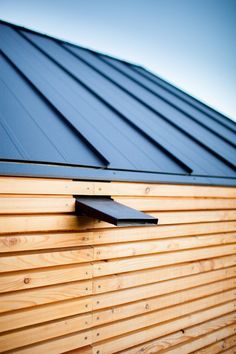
top-left (9, 30), bottom-right (110, 167)
top-left (60, 43), bottom-right (194, 174)
top-left (98, 54), bottom-right (235, 148)
top-left (84, 52), bottom-right (236, 171)
top-left (130, 65), bottom-right (236, 134)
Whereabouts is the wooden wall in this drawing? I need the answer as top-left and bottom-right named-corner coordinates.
top-left (0, 177), bottom-right (235, 354)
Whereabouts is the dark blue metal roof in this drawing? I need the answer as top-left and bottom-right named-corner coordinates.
top-left (0, 20), bottom-right (236, 185)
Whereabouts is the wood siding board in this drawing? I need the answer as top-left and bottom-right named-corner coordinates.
top-left (1, 222), bottom-right (236, 253)
top-left (119, 313), bottom-right (236, 354)
top-left (1, 177), bottom-right (236, 197)
top-left (0, 177), bottom-right (236, 353)
top-left (91, 301), bottom-right (236, 354)
top-left (1, 210), bottom-right (236, 233)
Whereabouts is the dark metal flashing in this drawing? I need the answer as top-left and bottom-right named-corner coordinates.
top-left (75, 196), bottom-right (158, 226)
top-left (1, 162), bottom-right (236, 187)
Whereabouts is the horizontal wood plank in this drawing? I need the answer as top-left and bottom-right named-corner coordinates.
top-left (221, 346), bottom-right (236, 354)
top-left (0, 196), bottom-right (74, 214)
top-left (93, 270), bottom-right (236, 311)
top-left (1, 178), bottom-right (235, 353)
top-left (94, 233), bottom-right (236, 259)
top-left (93, 244), bottom-right (236, 277)
top-left (1, 177), bottom-right (236, 197)
top-left (1, 196), bottom-right (235, 215)
top-left (0, 296), bottom-right (93, 332)
top-left (63, 347), bottom-right (92, 354)
top-left (92, 292), bottom-right (236, 343)
top-left (0, 313), bottom-right (93, 352)
top-left (2, 240), bottom-right (233, 274)
top-left (1, 210), bottom-right (236, 233)
top-left (163, 324), bottom-right (236, 353)
top-left (10, 329), bottom-right (92, 354)
top-left (91, 301), bottom-right (236, 354)
top-left (192, 334), bottom-right (236, 354)
top-left (93, 278), bottom-right (236, 327)
top-left (1, 271), bottom-right (234, 333)
top-left (0, 263), bottom-right (92, 293)
top-left (93, 257), bottom-right (236, 294)
top-left (1, 255), bottom-right (234, 294)
top-left (115, 197), bottom-right (236, 211)
top-left (0, 279), bottom-right (93, 313)
top-left (0, 247), bottom-right (93, 273)
top-left (1, 221), bottom-right (236, 252)
top-left (120, 313), bottom-right (236, 354)
top-left (3, 293), bottom-right (235, 353)
top-left (1, 269), bottom-right (234, 315)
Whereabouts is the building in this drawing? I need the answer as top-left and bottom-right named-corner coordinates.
top-left (0, 20), bottom-right (236, 354)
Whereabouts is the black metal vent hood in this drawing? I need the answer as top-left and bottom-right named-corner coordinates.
top-left (75, 196), bottom-right (158, 226)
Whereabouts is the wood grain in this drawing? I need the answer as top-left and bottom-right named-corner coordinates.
top-left (0, 177), bottom-right (235, 354)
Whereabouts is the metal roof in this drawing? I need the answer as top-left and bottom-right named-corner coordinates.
top-left (0, 20), bottom-right (236, 186)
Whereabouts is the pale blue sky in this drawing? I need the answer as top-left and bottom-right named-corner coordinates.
top-left (0, 0), bottom-right (235, 121)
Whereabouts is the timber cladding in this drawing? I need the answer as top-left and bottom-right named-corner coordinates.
top-left (0, 177), bottom-right (235, 354)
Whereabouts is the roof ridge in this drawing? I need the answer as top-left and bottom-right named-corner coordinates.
top-left (0, 18), bottom-right (142, 68)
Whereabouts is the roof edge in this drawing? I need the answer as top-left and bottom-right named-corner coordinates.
top-left (0, 162), bottom-right (236, 187)
top-left (0, 19), bottom-right (142, 69)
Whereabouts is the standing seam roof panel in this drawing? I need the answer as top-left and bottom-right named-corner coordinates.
top-left (133, 65), bottom-right (236, 133)
top-left (20, 30), bottom-right (235, 176)
top-left (100, 55), bottom-right (236, 147)
top-left (64, 46), bottom-right (236, 169)
top-left (0, 20), bottom-right (235, 184)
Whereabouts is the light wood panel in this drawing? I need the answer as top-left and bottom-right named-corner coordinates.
top-left (221, 346), bottom-right (236, 354)
top-left (0, 196), bottom-right (75, 214)
top-left (1, 196), bottom-right (235, 214)
top-left (0, 313), bottom-right (93, 352)
top-left (0, 296), bottom-right (93, 332)
top-left (93, 244), bottom-right (236, 277)
top-left (1, 210), bottom-right (236, 233)
top-left (115, 196), bottom-right (236, 211)
top-left (91, 291), bottom-right (236, 341)
top-left (0, 279), bottom-right (93, 313)
top-left (83, 301), bottom-right (236, 354)
top-left (192, 334), bottom-right (236, 354)
top-left (120, 312), bottom-right (236, 353)
top-left (1, 221), bottom-right (236, 253)
top-left (93, 233), bottom-right (236, 259)
top-left (1, 269), bottom-right (234, 315)
top-left (162, 324), bottom-right (236, 353)
top-left (1, 233), bottom-right (235, 273)
top-left (1, 272), bottom-right (235, 332)
top-left (1, 177), bottom-right (236, 197)
top-left (0, 247), bottom-right (93, 272)
top-left (10, 329), bottom-right (93, 354)
top-left (1, 254), bottom-right (234, 294)
top-left (93, 272), bottom-right (236, 312)
top-left (93, 255), bottom-right (236, 294)
top-left (93, 279), bottom-right (236, 327)
top-left (0, 177), bottom-right (235, 354)
top-left (0, 263), bottom-right (92, 293)
top-left (0, 292), bottom-right (232, 350)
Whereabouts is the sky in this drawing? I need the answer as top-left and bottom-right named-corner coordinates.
top-left (0, 0), bottom-right (235, 121)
